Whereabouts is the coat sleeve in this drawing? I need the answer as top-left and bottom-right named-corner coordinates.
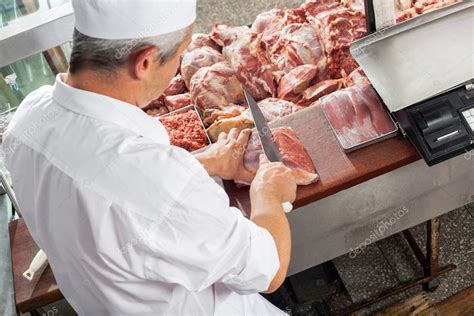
top-left (117, 143), bottom-right (280, 295)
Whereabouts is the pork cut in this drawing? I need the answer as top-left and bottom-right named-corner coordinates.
top-left (181, 47), bottom-right (224, 89)
top-left (202, 105), bottom-right (247, 127)
top-left (252, 8), bottom-right (306, 40)
top-left (205, 99), bottom-right (299, 142)
top-left (307, 5), bottom-right (366, 78)
top-left (210, 24), bottom-right (251, 47)
top-left (265, 23), bottom-right (328, 75)
top-left (243, 127), bottom-right (319, 186)
top-left (223, 33), bottom-right (276, 100)
top-left (344, 67), bottom-right (369, 87)
top-left (207, 116), bottom-right (255, 143)
top-left (190, 62), bottom-right (245, 110)
top-left (277, 64), bottom-right (319, 103)
top-left (319, 84), bottom-right (397, 149)
top-left (146, 105), bottom-right (169, 116)
top-left (299, 79), bottom-right (343, 106)
top-left (163, 74), bottom-right (186, 96)
top-left (185, 33), bottom-right (221, 52)
top-left (163, 93), bottom-right (191, 112)
top-left (243, 98), bottom-right (300, 122)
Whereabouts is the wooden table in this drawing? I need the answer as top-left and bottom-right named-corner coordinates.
top-left (224, 103), bottom-right (420, 215)
top-left (9, 219), bottom-right (63, 313)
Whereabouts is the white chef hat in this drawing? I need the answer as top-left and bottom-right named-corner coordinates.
top-left (72, 0), bottom-right (196, 40)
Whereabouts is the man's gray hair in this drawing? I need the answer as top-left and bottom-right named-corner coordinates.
top-left (69, 25), bottom-right (192, 74)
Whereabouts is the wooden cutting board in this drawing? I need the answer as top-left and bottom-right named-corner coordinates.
top-left (224, 104), bottom-right (420, 215)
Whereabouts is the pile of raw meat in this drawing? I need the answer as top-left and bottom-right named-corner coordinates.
top-left (158, 110), bottom-right (209, 152)
top-left (145, 0), bottom-right (456, 158)
top-left (392, 0), bottom-right (459, 22)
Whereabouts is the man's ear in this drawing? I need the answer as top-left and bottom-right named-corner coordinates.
top-left (131, 46), bottom-right (159, 80)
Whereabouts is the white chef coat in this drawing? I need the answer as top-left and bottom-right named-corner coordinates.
top-left (3, 75), bottom-right (286, 316)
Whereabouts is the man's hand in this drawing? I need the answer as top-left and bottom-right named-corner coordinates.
top-left (194, 128), bottom-right (255, 184)
top-left (250, 155), bottom-right (297, 209)
top-left (249, 155), bottom-right (297, 293)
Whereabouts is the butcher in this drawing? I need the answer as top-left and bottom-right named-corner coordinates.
top-left (3, 0), bottom-right (297, 315)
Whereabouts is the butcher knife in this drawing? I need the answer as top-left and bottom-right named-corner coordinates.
top-left (243, 89), bottom-right (293, 214)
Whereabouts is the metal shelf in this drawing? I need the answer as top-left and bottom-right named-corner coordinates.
top-left (0, 2), bottom-right (74, 68)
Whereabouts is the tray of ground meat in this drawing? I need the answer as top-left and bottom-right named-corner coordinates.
top-left (158, 105), bottom-right (210, 152)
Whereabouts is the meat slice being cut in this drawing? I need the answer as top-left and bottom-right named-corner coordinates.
top-left (181, 47), bottom-right (224, 89)
top-left (185, 33), bottom-right (221, 52)
top-left (223, 33), bottom-right (276, 100)
top-left (190, 62), bottom-right (245, 110)
top-left (243, 127), bottom-right (319, 186)
top-left (210, 24), bottom-right (251, 47)
top-left (163, 93), bottom-right (191, 112)
top-left (299, 79), bottom-right (343, 106)
top-left (319, 84), bottom-right (397, 149)
top-left (266, 23), bottom-right (328, 76)
top-left (277, 64), bottom-right (319, 103)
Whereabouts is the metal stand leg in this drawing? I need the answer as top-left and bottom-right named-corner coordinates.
top-left (342, 217), bottom-right (455, 314)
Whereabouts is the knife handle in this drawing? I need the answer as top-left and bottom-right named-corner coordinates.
top-left (282, 202), bottom-right (293, 213)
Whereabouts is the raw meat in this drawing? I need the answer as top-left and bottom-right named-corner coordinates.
top-left (207, 116), bottom-right (255, 143)
top-left (146, 105), bottom-right (169, 117)
top-left (163, 93), bottom-right (191, 112)
top-left (243, 98), bottom-right (300, 122)
top-left (202, 106), bottom-right (247, 127)
top-left (205, 99), bottom-right (299, 142)
top-left (299, 79), bottom-right (343, 106)
top-left (319, 84), bottom-right (396, 149)
top-left (243, 127), bottom-right (319, 185)
top-left (144, 74), bottom-right (186, 114)
top-left (341, 0), bottom-right (365, 11)
top-left (186, 33), bottom-right (221, 52)
top-left (306, 4), bottom-right (367, 78)
top-left (210, 24), bottom-right (251, 47)
top-left (344, 67), bottom-right (369, 87)
top-left (181, 47), bottom-right (224, 89)
top-left (303, 0), bottom-right (346, 19)
top-left (190, 62), bottom-right (245, 110)
top-left (277, 65), bottom-right (319, 103)
top-left (223, 33), bottom-right (276, 100)
top-left (252, 8), bottom-right (306, 40)
top-left (163, 74), bottom-right (186, 96)
top-left (265, 23), bottom-right (327, 75)
top-left (396, 0), bottom-right (459, 22)
top-left (159, 110), bottom-right (209, 152)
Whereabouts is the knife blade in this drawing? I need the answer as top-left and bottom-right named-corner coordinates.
top-left (243, 90), bottom-right (283, 163)
top-left (243, 89), bottom-right (293, 213)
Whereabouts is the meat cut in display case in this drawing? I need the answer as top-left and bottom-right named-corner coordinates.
top-left (352, 1), bottom-right (473, 165)
top-left (142, 0), bottom-right (463, 158)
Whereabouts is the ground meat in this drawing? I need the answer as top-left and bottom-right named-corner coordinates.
top-left (159, 110), bottom-right (209, 152)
